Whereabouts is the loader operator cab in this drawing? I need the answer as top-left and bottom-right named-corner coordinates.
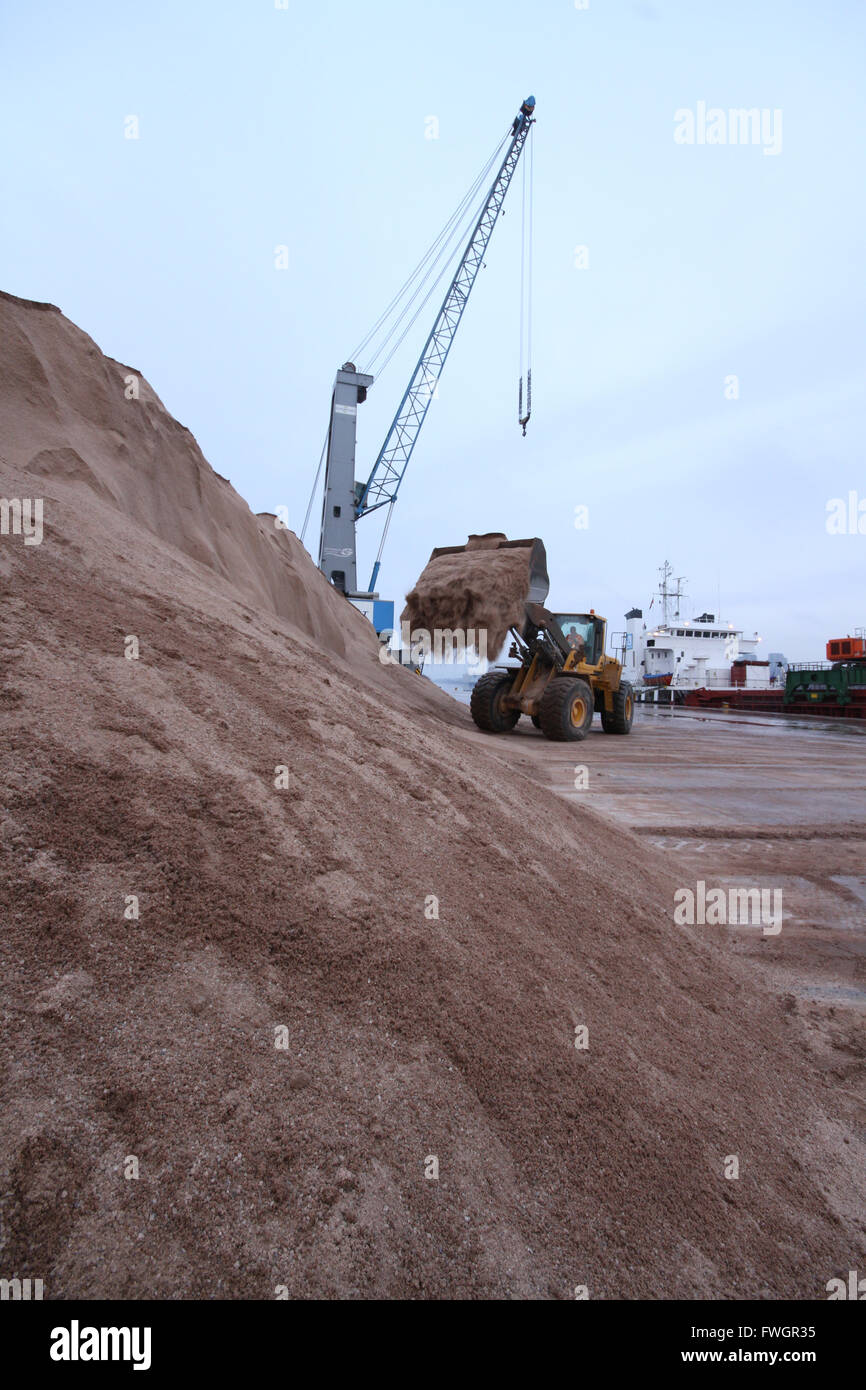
top-left (554, 614), bottom-right (604, 666)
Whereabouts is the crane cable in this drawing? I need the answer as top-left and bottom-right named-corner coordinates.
top-left (361, 139), bottom-right (508, 377)
top-left (300, 425), bottom-right (330, 546)
top-left (372, 164), bottom-right (498, 380)
top-left (366, 149), bottom-right (500, 373)
top-left (350, 130), bottom-right (510, 377)
top-left (518, 122), bottom-right (534, 436)
top-left (357, 132), bottom-right (508, 371)
top-left (303, 136), bottom-right (509, 558)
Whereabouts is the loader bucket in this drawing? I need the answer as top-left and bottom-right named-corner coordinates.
top-left (402, 532), bottom-right (549, 659)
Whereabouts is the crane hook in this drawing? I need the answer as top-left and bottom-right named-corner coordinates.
top-left (518, 369), bottom-right (531, 436)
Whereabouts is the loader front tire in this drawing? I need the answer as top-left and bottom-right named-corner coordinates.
top-left (470, 672), bottom-right (520, 733)
top-left (538, 677), bottom-right (594, 741)
top-left (601, 681), bottom-right (634, 735)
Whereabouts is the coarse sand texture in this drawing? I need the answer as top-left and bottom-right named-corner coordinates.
top-left (1, 291), bottom-right (863, 1299)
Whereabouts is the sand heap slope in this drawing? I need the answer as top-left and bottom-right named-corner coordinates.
top-left (1, 293), bottom-right (863, 1300)
top-left (0, 290), bottom-right (374, 667)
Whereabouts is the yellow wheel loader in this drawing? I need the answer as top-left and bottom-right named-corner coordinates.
top-left (402, 532), bottom-right (634, 742)
top-left (470, 602), bottom-right (634, 741)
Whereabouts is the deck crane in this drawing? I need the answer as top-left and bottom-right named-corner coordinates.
top-left (314, 94), bottom-right (536, 634)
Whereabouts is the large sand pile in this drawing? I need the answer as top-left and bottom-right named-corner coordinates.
top-left (1, 292), bottom-right (863, 1299)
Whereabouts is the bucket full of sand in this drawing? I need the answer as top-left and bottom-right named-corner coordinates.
top-left (401, 532), bottom-right (549, 658)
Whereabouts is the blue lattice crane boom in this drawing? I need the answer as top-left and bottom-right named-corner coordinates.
top-left (315, 95), bottom-right (536, 616)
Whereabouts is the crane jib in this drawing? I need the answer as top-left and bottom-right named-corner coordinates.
top-left (314, 97), bottom-right (536, 603)
top-left (356, 109), bottom-right (535, 533)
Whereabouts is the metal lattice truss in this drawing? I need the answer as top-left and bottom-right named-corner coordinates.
top-left (356, 117), bottom-right (533, 518)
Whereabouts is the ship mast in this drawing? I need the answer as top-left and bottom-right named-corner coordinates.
top-left (657, 561), bottom-right (686, 626)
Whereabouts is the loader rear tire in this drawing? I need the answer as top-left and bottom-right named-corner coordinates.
top-left (470, 672), bottom-right (520, 733)
top-left (538, 677), bottom-right (594, 741)
top-left (530, 713), bottom-right (542, 729)
top-left (601, 681), bottom-right (634, 734)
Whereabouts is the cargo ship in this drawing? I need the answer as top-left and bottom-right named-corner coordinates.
top-left (621, 563), bottom-right (865, 721)
top-left (621, 563), bottom-right (786, 697)
top-left (684, 634), bottom-right (866, 720)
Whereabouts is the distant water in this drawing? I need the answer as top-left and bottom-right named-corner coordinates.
top-left (423, 663), bottom-right (480, 707)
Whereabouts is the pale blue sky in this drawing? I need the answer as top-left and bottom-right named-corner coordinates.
top-left (2, 0), bottom-right (864, 659)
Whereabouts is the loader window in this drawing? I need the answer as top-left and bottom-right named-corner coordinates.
top-left (555, 615), bottom-right (595, 659)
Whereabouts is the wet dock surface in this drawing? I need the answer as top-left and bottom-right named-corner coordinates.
top-left (462, 704), bottom-right (866, 1026)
